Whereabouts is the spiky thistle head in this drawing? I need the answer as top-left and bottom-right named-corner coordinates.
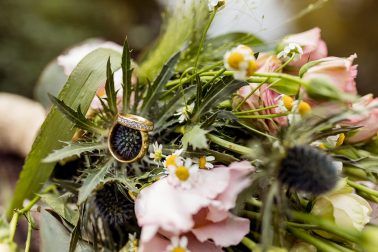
top-left (279, 145), bottom-right (338, 195)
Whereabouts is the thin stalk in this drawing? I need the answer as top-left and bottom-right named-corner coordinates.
top-left (234, 80), bottom-right (267, 111)
top-left (274, 54), bottom-right (295, 72)
top-left (241, 237), bottom-right (257, 251)
top-left (237, 113), bottom-right (288, 119)
top-left (288, 227), bottom-right (341, 252)
top-left (234, 105), bottom-right (278, 115)
top-left (237, 121), bottom-right (278, 140)
top-left (347, 180), bottom-right (378, 198)
top-left (206, 133), bottom-right (252, 155)
top-left (24, 212), bottom-right (33, 252)
top-left (252, 72), bottom-right (306, 86)
top-left (261, 181), bottom-right (279, 250)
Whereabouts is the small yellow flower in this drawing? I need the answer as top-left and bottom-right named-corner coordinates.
top-left (175, 166), bottom-right (190, 181)
top-left (167, 158), bottom-right (198, 189)
top-left (282, 95), bottom-right (294, 111)
top-left (224, 45), bottom-right (256, 80)
top-left (227, 52), bottom-right (244, 70)
top-left (298, 101), bottom-right (311, 115)
top-left (195, 155), bottom-right (215, 169)
top-left (247, 59), bottom-right (259, 76)
top-left (336, 133), bottom-right (345, 147)
top-left (164, 149), bottom-right (183, 168)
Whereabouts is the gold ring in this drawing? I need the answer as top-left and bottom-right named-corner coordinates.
top-left (108, 114), bottom-right (154, 163)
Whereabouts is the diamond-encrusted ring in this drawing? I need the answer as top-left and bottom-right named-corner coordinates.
top-left (108, 114), bottom-right (154, 163)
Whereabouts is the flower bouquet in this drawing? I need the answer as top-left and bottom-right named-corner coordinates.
top-left (2, 1), bottom-right (378, 252)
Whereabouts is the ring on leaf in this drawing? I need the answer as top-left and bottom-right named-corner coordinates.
top-left (108, 114), bottom-right (153, 163)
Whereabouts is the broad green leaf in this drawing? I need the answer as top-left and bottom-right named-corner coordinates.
top-left (138, 1), bottom-right (208, 81)
top-left (48, 94), bottom-right (106, 135)
top-left (43, 142), bottom-right (107, 163)
top-left (122, 38), bottom-right (133, 113)
top-left (270, 79), bottom-right (300, 96)
top-left (8, 48), bottom-right (121, 218)
top-left (105, 58), bottom-right (118, 114)
top-left (141, 52), bottom-right (181, 116)
top-left (78, 159), bottom-right (113, 204)
top-left (40, 193), bottom-right (79, 226)
top-left (40, 210), bottom-right (91, 252)
top-left (182, 125), bottom-right (209, 150)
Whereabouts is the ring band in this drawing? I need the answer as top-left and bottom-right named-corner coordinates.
top-left (117, 114), bottom-right (154, 132)
top-left (108, 114), bottom-right (153, 163)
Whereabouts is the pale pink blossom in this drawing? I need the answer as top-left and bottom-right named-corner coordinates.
top-left (135, 161), bottom-right (254, 252)
top-left (302, 54), bottom-right (358, 95)
top-left (283, 27), bottom-right (328, 67)
top-left (341, 95), bottom-right (378, 143)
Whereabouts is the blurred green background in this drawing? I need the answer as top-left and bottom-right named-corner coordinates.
top-left (0, 0), bottom-right (377, 98)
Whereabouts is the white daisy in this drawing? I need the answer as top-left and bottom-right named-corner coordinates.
top-left (149, 142), bottom-right (164, 164)
top-left (224, 45), bottom-right (257, 80)
top-left (277, 42), bottom-right (303, 60)
top-left (175, 103), bottom-right (194, 123)
top-left (166, 236), bottom-right (190, 252)
top-left (193, 155), bottom-right (215, 169)
top-left (167, 158), bottom-right (198, 189)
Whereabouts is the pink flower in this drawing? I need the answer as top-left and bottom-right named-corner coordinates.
top-left (341, 95), bottom-right (378, 143)
top-left (135, 161), bottom-right (254, 252)
top-left (283, 27), bottom-right (328, 67)
top-left (302, 54), bottom-right (358, 95)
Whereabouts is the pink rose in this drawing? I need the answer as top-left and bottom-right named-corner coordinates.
top-left (135, 161), bottom-right (254, 252)
top-left (283, 27), bottom-right (328, 67)
top-left (302, 54), bottom-right (358, 95)
top-left (341, 95), bottom-right (378, 143)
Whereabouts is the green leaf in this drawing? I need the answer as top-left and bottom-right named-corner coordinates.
top-left (192, 77), bottom-right (247, 121)
top-left (48, 94), bottom-right (105, 135)
top-left (105, 58), bottom-right (118, 114)
top-left (270, 79), bottom-right (300, 96)
top-left (154, 86), bottom-right (196, 131)
top-left (40, 193), bottom-right (79, 226)
top-left (40, 210), bottom-right (91, 252)
top-left (8, 48), bottom-right (121, 218)
top-left (43, 142), bottom-right (106, 163)
top-left (122, 37), bottom-right (133, 113)
top-left (78, 159), bottom-right (113, 204)
top-left (182, 125), bottom-right (209, 150)
top-left (141, 52), bottom-right (181, 115)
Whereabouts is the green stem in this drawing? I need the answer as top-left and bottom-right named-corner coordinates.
top-left (233, 105), bottom-right (278, 115)
top-left (206, 133), bottom-right (252, 155)
top-left (347, 180), bottom-right (378, 197)
top-left (261, 181), bottom-right (279, 249)
top-left (24, 212), bottom-right (33, 252)
top-left (237, 121), bottom-right (278, 140)
top-left (274, 54), bottom-right (296, 72)
top-left (237, 113), bottom-right (288, 119)
top-left (8, 212), bottom-right (19, 242)
top-left (252, 72), bottom-right (306, 86)
top-left (288, 227), bottom-right (341, 252)
top-left (234, 80), bottom-right (267, 111)
top-left (290, 211), bottom-right (360, 243)
top-left (241, 237), bottom-right (257, 251)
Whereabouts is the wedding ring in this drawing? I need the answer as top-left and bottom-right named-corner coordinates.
top-left (108, 114), bottom-right (153, 163)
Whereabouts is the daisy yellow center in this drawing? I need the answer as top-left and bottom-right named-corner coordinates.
top-left (172, 247), bottom-right (186, 252)
top-left (227, 52), bottom-right (245, 70)
top-left (198, 156), bottom-right (207, 169)
top-left (319, 143), bottom-right (327, 149)
top-left (166, 155), bottom-right (177, 167)
top-left (175, 166), bottom-right (190, 181)
top-left (336, 133), bottom-right (345, 147)
top-left (247, 60), bottom-right (258, 76)
top-left (298, 101), bottom-right (311, 115)
top-left (96, 86), bottom-right (106, 97)
top-left (282, 96), bottom-right (293, 111)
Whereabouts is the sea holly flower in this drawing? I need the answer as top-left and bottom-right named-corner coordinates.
top-left (175, 103), bottom-right (194, 123)
top-left (278, 27), bottom-right (327, 67)
top-left (167, 158), bottom-right (199, 189)
top-left (208, 0), bottom-right (225, 11)
top-left (302, 54), bottom-right (358, 95)
top-left (224, 45), bottom-right (257, 80)
top-left (166, 236), bottom-right (190, 252)
top-left (135, 161), bottom-right (254, 251)
top-left (150, 142), bottom-right (164, 164)
top-left (193, 155), bottom-right (215, 169)
top-left (277, 42), bottom-right (303, 61)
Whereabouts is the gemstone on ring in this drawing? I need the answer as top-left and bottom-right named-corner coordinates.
top-left (108, 114), bottom-right (153, 163)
